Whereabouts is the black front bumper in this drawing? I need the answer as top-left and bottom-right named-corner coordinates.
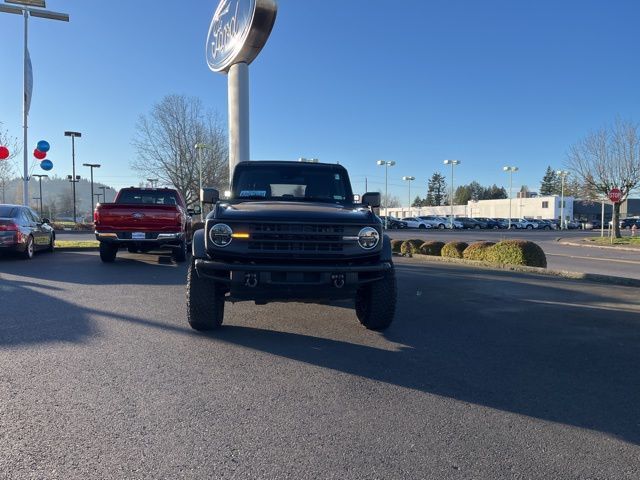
top-left (194, 258), bottom-right (392, 303)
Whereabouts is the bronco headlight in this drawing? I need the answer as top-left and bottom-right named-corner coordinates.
top-left (209, 223), bottom-right (233, 247)
top-left (358, 227), bottom-right (379, 250)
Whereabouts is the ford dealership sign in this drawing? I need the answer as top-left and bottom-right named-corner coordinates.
top-left (206, 0), bottom-right (277, 73)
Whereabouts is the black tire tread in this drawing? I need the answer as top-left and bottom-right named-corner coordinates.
top-left (355, 267), bottom-right (397, 330)
top-left (186, 260), bottom-right (224, 331)
top-left (99, 242), bottom-right (117, 263)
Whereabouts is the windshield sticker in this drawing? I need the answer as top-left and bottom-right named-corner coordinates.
top-left (239, 190), bottom-right (267, 197)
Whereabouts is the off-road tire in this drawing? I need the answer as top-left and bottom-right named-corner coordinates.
top-left (23, 236), bottom-right (34, 260)
top-left (355, 267), bottom-right (397, 331)
top-left (99, 242), bottom-right (117, 263)
top-left (173, 239), bottom-right (188, 263)
top-left (187, 259), bottom-right (224, 331)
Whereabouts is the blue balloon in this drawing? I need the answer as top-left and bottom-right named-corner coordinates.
top-left (37, 140), bottom-right (50, 153)
top-left (40, 159), bottom-right (53, 171)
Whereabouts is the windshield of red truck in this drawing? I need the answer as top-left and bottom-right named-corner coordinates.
top-left (233, 165), bottom-right (353, 203)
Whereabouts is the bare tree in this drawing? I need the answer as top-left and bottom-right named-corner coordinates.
top-left (131, 95), bottom-right (228, 205)
top-left (566, 118), bottom-right (640, 238)
top-left (0, 122), bottom-right (20, 203)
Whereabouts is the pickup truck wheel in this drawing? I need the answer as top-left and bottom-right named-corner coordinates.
top-left (127, 246), bottom-right (138, 254)
top-left (173, 239), bottom-right (188, 262)
top-left (187, 260), bottom-right (224, 331)
top-left (355, 267), bottom-right (397, 331)
top-left (99, 242), bottom-right (117, 263)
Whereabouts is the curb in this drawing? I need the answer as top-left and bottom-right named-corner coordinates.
top-left (557, 239), bottom-right (640, 253)
top-left (54, 247), bottom-right (100, 252)
top-left (396, 253), bottom-right (640, 288)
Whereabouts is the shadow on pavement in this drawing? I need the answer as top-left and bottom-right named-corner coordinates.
top-left (209, 263), bottom-right (640, 445)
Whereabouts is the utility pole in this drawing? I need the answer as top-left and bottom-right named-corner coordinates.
top-left (557, 170), bottom-right (569, 230)
top-left (99, 185), bottom-right (108, 202)
top-left (376, 160), bottom-right (396, 229)
top-left (66, 174), bottom-right (80, 220)
top-left (444, 160), bottom-right (461, 228)
top-left (503, 166), bottom-right (518, 229)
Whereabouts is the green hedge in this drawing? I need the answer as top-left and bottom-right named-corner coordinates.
top-left (441, 241), bottom-right (468, 259)
top-left (419, 241), bottom-right (445, 256)
top-left (463, 241), bottom-right (496, 261)
top-left (391, 239), bottom-right (403, 253)
top-left (485, 240), bottom-right (547, 268)
top-left (400, 240), bottom-right (418, 256)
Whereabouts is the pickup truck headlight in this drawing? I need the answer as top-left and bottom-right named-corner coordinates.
top-left (358, 227), bottom-right (379, 250)
top-left (209, 223), bottom-right (233, 247)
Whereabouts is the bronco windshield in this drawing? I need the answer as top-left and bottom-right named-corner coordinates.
top-left (232, 163), bottom-right (354, 203)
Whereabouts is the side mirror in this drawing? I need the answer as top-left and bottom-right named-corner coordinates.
top-left (187, 205), bottom-right (202, 216)
top-left (41, 218), bottom-right (50, 224)
top-left (201, 188), bottom-right (219, 205)
top-left (361, 192), bottom-right (381, 208)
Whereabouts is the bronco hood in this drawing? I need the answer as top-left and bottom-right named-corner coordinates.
top-left (214, 201), bottom-right (378, 224)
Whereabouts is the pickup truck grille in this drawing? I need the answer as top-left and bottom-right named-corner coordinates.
top-left (247, 223), bottom-right (347, 253)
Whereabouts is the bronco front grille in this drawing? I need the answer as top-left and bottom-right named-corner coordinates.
top-left (247, 223), bottom-right (347, 253)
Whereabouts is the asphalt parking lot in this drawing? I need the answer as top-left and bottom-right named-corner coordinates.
top-left (1, 250), bottom-right (639, 479)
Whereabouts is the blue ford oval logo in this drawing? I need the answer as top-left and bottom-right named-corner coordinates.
top-left (132, 212), bottom-right (144, 219)
top-left (206, 0), bottom-right (256, 72)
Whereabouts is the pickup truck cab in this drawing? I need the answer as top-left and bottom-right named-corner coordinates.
top-left (94, 187), bottom-right (197, 263)
top-left (187, 160), bottom-right (396, 332)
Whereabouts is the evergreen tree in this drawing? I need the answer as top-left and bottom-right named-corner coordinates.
top-left (426, 172), bottom-right (447, 206)
top-left (540, 166), bottom-right (559, 195)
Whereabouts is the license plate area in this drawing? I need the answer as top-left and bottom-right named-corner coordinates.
top-left (132, 232), bottom-right (146, 240)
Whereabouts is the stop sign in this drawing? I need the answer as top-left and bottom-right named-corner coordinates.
top-left (608, 188), bottom-right (622, 203)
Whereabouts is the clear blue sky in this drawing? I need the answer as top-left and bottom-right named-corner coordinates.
top-left (1, 0), bottom-right (638, 202)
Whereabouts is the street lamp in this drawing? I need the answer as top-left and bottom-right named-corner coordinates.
top-left (83, 163), bottom-right (100, 212)
top-left (376, 160), bottom-right (395, 229)
top-left (556, 170), bottom-right (570, 230)
top-left (1, 0), bottom-right (69, 206)
top-left (94, 193), bottom-right (102, 204)
top-left (503, 166), bottom-right (519, 230)
top-left (402, 176), bottom-right (415, 214)
top-left (443, 160), bottom-right (461, 229)
top-left (31, 173), bottom-right (47, 216)
top-left (64, 131), bottom-right (81, 222)
top-left (99, 185), bottom-right (108, 202)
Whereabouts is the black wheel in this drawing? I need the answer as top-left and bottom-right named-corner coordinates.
top-left (526, 225), bottom-right (533, 230)
top-left (493, 225), bottom-right (499, 229)
top-left (99, 242), bottom-right (117, 263)
top-left (418, 224), bottom-right (426, 230)
top-left (23, 235), bottom-right (34, 260)
top-left (438, 224), bottom-right (445, 229)
top-left (474, 225), bottom-right (481, 229)
top-left (187, 260), bottom-right (224, 331)
top-left (127, 246), bottom-right (138, 254)
top-left (47, 234), bottom-right (55, 252)
top-left (172, 239), bottom-right (188, 262)
top-left (355, 267), bottom-right (397, 331)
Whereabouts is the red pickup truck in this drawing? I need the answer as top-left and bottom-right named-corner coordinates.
top-left (94, 187), bottom-right (197, 263)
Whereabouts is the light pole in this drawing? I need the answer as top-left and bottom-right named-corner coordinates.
top-left (376, 160), bottom-right (395, 229)
top-left (83, 163), bottom-right (100, 212)
top-left (64, 131), bottom-right (81, 222)
top-left (402, 176), bottom-right (415, 215)
top-left (99, 186), bottom-right (108, 202)
top-left (195, 143), bottom-right (212, 215)
top-left (146, 178), bottom-right (158, 188)
top-left (32, 173), bottom-right (47, 216)
top-left (503, 166), bottom-right (518, 230)
top-left (94, 193), bottom-right (102, 204)
top-left (443, 160), bottom-right (460, 229)
top-left (1, 0), bottom-right (69, 206)
top-left (556, 170), bottom-right (569, 230)
top-left (66, 174), bottom-right (80, 220)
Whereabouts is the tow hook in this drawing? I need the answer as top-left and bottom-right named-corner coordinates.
top-left (244, 273), bottom-right (258, 288)
top-left (331, 274), bottom-right (345, 288)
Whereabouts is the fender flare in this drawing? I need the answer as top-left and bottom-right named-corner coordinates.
top-left (380, 234), bottom-right (393, 263)
top-left (192, 228), bottom-right (206, 259)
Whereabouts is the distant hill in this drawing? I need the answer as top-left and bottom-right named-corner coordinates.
top-left (1, 175), bottom-right (118, 221)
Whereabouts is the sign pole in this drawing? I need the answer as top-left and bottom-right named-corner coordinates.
top-left (22, 10), bottom-right (29, 206)
top-left (228, 62), bottom-right (250, 184)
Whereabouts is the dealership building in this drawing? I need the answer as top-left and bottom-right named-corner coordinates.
top-left (383, 196), bottom-right (640, 222)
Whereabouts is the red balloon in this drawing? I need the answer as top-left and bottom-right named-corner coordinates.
top-left (0, 146), bottom-right (9, 160)
top-left (34, 148), bottom-right (46, 160)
